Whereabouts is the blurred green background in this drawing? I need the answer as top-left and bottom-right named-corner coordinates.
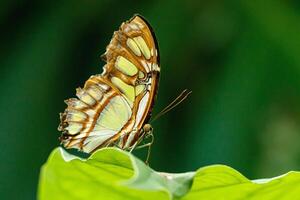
top-left (1, 0), bottom-right (300, 199)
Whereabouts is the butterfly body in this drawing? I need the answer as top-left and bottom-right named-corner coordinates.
top-left (58, 15), bottom-right (160, 153)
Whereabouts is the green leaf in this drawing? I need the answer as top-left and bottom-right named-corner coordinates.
top-left (182, 165), bottom-right (300, 199)
top-left (38, 148), bottom-right (193, 200)
top-left (38, 148), bottom-right (300, 200)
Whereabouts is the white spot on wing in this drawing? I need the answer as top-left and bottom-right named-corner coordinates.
top-left (135, 21), bottom-right (144, 29)
top-left (152, 63), bottom-right (160, 72)
top-left (129, 23), bottom-right (140, 30)
top-left (141, 60), bottom-right (150, 72)
top-left (134, 92), bottom-right (150, 128)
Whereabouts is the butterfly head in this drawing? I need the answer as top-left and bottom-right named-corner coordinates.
top-left (143, 124), bottom-right (153, 134)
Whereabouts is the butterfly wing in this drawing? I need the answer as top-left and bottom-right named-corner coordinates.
top-left (59, 15), bottom-right (160, 153)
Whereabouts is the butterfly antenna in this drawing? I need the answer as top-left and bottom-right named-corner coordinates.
top-left (150, 89), bottom-right (192, 123)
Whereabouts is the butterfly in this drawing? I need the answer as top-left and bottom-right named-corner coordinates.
top-left (58, 14), bottom-right (160, 154)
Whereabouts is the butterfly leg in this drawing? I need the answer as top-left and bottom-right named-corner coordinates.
top-left (129, 130), bottom-right (146, 153)
top-left (134, 132), bottom-right (154, 149)
top-left (127, 125), bottom-right (154, 165)
top-left (129, 139), bottom-right (139, 153)
top-left (133, 130), bottom-right (154, 165)
top-left (145, 131), bottom-right (154, 165)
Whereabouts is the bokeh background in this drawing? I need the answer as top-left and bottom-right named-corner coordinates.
top-left (1, 0), bottom-right (300, 199)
